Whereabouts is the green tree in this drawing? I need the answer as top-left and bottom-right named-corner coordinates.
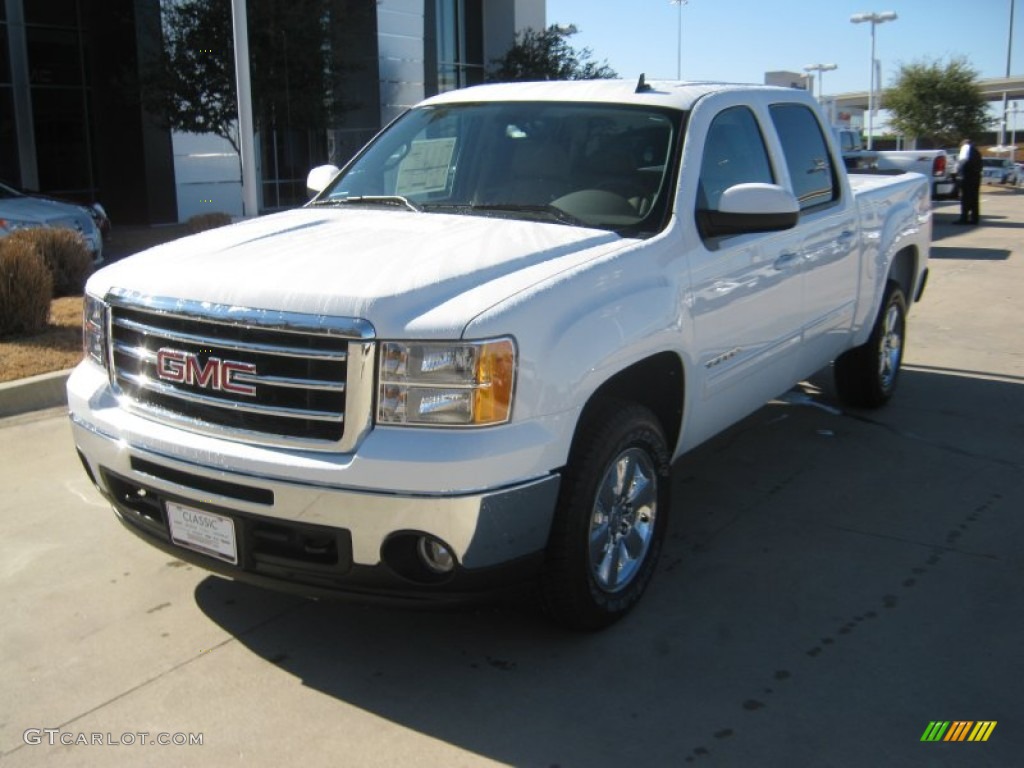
top-left (143, 0), bottom-right (351, 158)
top-left (146, 0), bottom-right (239, 153)
top-left (883, 57), bottom-right (992, 147)
top-left (488, 25), bottom-right (617, 82)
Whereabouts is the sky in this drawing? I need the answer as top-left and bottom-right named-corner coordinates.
top-left (546, 0), bottom-right (1022, 125)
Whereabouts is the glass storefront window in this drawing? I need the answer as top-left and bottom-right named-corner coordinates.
top-left (435, 0), bottom-right (483, 93)
top-left (260, 127), bottom-right (328, 211)
top-left (0, 87), bottom-right (19, 185)
top-left (27, 26), bottom-right (83, 86)
top-left (1, 22), bottom-right (10, 83)
top-left (24, 0), bottom-right (78, 26)
top-left (32, 87), bottom-right (92, 195)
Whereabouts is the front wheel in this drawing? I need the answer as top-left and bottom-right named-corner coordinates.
top-left (834, 281), bottom-right (907, 408)
top-left (542, 400), bottom-right (671, 631)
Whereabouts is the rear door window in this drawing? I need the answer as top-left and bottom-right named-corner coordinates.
top-left (769, 104), bottom-right (838, 210)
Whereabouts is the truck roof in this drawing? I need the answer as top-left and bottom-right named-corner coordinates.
top-left (420, 78), bottom-right (804, 112)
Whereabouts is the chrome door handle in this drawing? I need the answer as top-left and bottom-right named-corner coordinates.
top-left (773, 252), bottom-right (801, 270)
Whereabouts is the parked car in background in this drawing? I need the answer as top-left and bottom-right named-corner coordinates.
top-left (0, 180), bottom-right (105, 263)
top-left (981, 157), bottom-right (1018, 185)
top-left (4, 181), bottom-right (110, 241)
top-left (78, 198), bottom-right (111, 241)
top-left (833, 128), bottom-right (956, 198)
top-left (873, 149), bottom-right (957, 198)
top-left (943, 149), bottom-right (961, 198)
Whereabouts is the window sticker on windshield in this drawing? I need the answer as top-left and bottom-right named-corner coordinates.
top-left (396, 137), bottom-right (457, 196)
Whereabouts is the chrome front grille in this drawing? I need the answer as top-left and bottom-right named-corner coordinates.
top-left (107, 291), bottom-right (376, 452)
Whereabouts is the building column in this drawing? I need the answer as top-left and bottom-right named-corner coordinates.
top-left (4, 0), bottom-right (38, 189)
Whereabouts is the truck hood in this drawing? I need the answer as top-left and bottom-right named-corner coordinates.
top-left (88, 207), bottom-right (629, 338)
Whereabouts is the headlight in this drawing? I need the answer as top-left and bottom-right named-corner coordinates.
top-left (377, 338), bottom-right (516, 426)
top-left (83, 294), bottom-right (108, 368)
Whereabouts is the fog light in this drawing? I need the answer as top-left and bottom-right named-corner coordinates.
top-left (417, 536), bottom-right (455, 574)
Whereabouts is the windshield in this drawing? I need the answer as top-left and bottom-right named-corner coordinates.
top-left (314, 101), bottom-right (682, 237)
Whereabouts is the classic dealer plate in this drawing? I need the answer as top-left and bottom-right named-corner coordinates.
top-left (167, 501), bottom-right (238, 564)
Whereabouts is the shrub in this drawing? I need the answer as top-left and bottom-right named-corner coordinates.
top-left (7, 227), bottom-right (93, 297)
top-left (186, 212), bottom-right (233, 234)
top-left (0, 237), bottom-right (53, 337)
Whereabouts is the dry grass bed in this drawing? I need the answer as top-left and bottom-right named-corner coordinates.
top-left (0, 221), bottom-right (200, 383)
top-left (0, 297), bottom-right (84, 382)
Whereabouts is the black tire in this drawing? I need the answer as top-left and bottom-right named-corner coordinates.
top-left (542, 400), bottom-right (671, 631)
top-left (834, 281), bottom-right (907, 408)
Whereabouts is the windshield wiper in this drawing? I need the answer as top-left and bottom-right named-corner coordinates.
top-left (468, 203), bottom-right (587, 228)
top-left (312, 195), bottom-right (421, 212)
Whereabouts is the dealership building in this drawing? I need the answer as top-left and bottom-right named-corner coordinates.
top-left (1, 0), bottom-right (543, 225)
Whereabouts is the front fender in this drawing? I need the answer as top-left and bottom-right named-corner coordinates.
top-left (465, 236), bottom-right (690, 468)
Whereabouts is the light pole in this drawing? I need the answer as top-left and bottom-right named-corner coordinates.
top-left (1000, 0), bottom-right (1016, 149)
top-left (1009, 102), bottom-right (1020, 163)
top-left (231, 0), bottom-right (258, 217)
top-left (850, 11), bottom-right (897, 150)
top-left (671, 0), bottom-right (688, 80)
top-left (804, 63), bottom-right (837, 101)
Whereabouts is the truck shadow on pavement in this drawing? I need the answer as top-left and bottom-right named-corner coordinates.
top-left (192, 366), bottom-right (1024, 766)
top-left (931, 207), bottom-right (1024, 242)
top-left (955, 216), bottom-right (1024, 232)
top-left (930, 245), bottom-right (1012, 261)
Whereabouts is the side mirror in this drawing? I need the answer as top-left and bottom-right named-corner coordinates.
top-left (306, 164), bottom-right (340, 197)
top-left (699, 183), bottom-right (799, 237)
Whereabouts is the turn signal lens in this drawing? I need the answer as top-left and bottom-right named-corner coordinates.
top-left (377, 338), bottom-right (516, 426)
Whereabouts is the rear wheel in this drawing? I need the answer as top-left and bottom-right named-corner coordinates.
top-left (835, 281), bottom-right (907, 408)
top-left (542, 400), bottom-right (671, 631)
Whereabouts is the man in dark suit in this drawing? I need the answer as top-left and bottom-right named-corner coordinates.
top-left (956, 138), bottom-right (982, 225)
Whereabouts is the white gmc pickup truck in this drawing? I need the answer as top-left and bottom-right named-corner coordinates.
top-left (68, 79), bottom-right (931, 630)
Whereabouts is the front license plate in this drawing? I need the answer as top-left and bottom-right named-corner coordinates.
top-left (167, 502), bottom-right (238, 565)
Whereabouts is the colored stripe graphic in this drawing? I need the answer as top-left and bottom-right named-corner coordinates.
top-left (968, 722), bottom-right (997, 742)
top-left (920, 721), bottom-right (996, 742)
top-left (921, 722), bottom-right (949, 741)
top-left (945, 721), bottom-right (973, 741)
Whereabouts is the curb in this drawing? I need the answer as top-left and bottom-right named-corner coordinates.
top-left (0, 369), bottom-right (73, 418)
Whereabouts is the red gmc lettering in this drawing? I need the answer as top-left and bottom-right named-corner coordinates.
top-left (156, 349), bottom-right (187, 383)
top-left (186, 355), bottom-right (220, 389)
top-left (221, 361), bottom-right (258, 396)
top-left (156, 349), bottom-right (257, 397)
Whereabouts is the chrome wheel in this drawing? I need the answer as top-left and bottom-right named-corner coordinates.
top-left (543, 400), bottom-right (670, 630)
top-left (588, 447), bottom-right (659, 593)
top-left (834, 281), bottom-right (907, 409)
top-left (877, 301), bottom-right (904, 392)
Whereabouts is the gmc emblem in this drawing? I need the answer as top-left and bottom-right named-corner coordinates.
top-left (156, 348), bottom-right (258, 397)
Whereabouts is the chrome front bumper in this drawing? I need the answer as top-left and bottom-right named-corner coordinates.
top-left (70, 412), bottom-right (560, 600)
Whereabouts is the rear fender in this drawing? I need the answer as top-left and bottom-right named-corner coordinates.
top-left (851, 184), bottom-right (929, 346)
